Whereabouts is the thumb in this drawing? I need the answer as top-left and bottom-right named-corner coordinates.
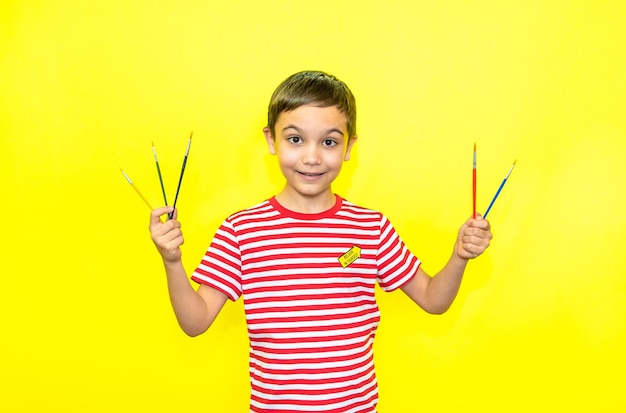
top-left (150, 206), bottom-right (174, 229)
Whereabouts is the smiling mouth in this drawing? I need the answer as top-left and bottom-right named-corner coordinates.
top-left (297, 171), bottom-right (325, 177)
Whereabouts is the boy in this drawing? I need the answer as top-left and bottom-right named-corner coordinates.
top-left (150, 70), bottom-right (492, 412)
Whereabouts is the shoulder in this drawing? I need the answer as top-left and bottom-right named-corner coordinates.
top-left (223, 199), bottom-right (280, 229)
top-left (338, 197), bottom-right (385, 222)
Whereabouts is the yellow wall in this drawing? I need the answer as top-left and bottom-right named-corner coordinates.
top-left (2, 1), bottom-right (625, 411)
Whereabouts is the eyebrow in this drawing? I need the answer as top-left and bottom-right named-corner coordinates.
top-left (281, 124), bottom-right (345, 136)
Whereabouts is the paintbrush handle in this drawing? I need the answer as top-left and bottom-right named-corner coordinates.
top-left (171, 158), bottom-right (187, 205)
top-left (473, 168), bottom-right (477, 219)
top-left (472, 143), bottom-right (477, 219)
top-left (167, 133), bottom-right (193, 220)
top-left (155, 162), bottom-right (168, 205)
top-left (483, 179), bottom-right (506, 218)
top-left (483, 160), bottom-right (516, 218)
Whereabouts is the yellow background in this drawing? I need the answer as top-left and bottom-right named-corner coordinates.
top-left (2, 1), bottom-right (625, 411)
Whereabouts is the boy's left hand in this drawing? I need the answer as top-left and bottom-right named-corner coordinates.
top-left (455, 216), bottom-right (492, 260)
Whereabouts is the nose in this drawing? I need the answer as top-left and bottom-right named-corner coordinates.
top-left (302, 142), bottom-right (322, 165)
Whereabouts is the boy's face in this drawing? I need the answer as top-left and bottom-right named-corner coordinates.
top-left (263, 104), bottom-right (357, 206)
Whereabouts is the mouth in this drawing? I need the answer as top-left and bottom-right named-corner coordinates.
top-left (298, 171), bottom-right (324, 176)
top-left (297, 171), bottom-right (325, 179)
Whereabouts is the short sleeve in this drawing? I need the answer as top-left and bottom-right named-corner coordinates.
top-left (191, 219), bottom-right (243, 301)
top-left (376, 215), bottom-right (421, 292)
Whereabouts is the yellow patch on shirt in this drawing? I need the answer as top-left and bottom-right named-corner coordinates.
top-left (338, 246), bottom-right (361, 268)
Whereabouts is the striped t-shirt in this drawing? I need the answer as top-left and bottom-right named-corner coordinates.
top-left (191, 195), bottom-right (420, 413)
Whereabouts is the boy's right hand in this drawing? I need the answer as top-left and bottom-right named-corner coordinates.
top-left (149, 206), bottom-right (184, 263)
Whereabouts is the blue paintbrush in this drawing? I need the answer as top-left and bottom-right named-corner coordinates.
top-left (483, 160), bottom-right (516, 218)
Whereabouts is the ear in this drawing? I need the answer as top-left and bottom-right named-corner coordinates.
top-left (343, 135), bottom-right (358, 161)
top-left (263, 127), bottom-right (276, 155)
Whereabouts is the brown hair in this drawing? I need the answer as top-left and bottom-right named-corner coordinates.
top-left (267, 70), bottom-right (357, 138)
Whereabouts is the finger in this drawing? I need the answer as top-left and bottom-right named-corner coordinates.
top-left (459, 242), bottom-right (477, 259)
top-left (152, 228), bottom-right (184, 255)
top-left (167, 233), bottom-right (185, 249)
top-left (470, 227), bottom-right (492, 241)
top-left (465, 233), bottom-right (490, 245)
top-left (469, 214), bottom-right (489, 225)
top-left (161, 225), bottom-right (183, 243)
top-left (150, 206), bottom-right (175, 229)
top-left (464, 240), bottom-right (487, 257)
top-left (467, 222), bottom-right (491, 236)
top-left (151, 221), bottom-right (182, 243)
top-left (463, 225), bottom-right (484, 238)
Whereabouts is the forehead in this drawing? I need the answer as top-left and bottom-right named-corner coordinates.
top-left (276, 104), bottom-right (348, 133)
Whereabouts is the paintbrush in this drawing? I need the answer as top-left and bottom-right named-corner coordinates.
top-left (119, 167), bottom-right (153, 210)
top-left (483, 160), bottom-right (517, 218)
top-left (473, 143), bottom-right (477, 219)
top-left (152, 141), bottom-right (168, 206)
top-left (168, 132), bottom-right (193, 219)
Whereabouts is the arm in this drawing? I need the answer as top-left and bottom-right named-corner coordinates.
top-left (400, 216), bottom-right (492, 314)
top-left (150, 206), bottom-right (228, 336)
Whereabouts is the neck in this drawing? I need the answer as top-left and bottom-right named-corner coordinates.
top-left (275, 187), bottom-right (336, 214)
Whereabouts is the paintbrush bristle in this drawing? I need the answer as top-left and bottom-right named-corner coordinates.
top-left (119, 167), bottom-right (132, 184)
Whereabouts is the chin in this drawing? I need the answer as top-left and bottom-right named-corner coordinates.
top-left (289, 183), bottom-right (331, 197)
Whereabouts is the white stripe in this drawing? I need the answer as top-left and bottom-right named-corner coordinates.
top-left (242, 266), bottom-right (376, 280)
top-left (191, 273), bottom-right (239, 299)
top-left (239, 226), bottom-right (379, 242)
top-left (251, 376), bottom-right (375, 399)
top-left (245, 296), bottom-right (376, 311)
top-left (248, 323), bottom-right (376, 340)
top-left (245, 264), bottom-right (377, 278)
top-left (253, 370), bottom-right (375, 394)
top-left (209, 235), bottom-right (240, 259)
top-left (197, 256), bottom-right (239, 277)
top-left (250, 387), bottom-right (378, 412)
top-left (243, 237), bottom-right (377, 252)
top-left (243, 257), bottom-right (373, 271)
top-left (251, 354), bottom-right (373, 380)
top-left (245, 286), bottom-right (375, 301)
top-left (229, 203), bottom-right (274, 223)
top-left (249, 311), bottom-right (380, 330)
top-left (252, 345), bottom-right (369, 361)
top-left (379, 246), bottom-right (416, 283)
top-left (336, 210), bottom-right (380, 220)
top-left (378, 226), bottom-right (398, 258)
top-left (245, 302), bottom-right (378, 321)
top-left (230, 210), bottom-right (278, 226)
top-left (251, 350), bottom-right (372, 372)
top-left (250, 334), bottom-right (370, 351)
top-left (237, 216), bottom-right (379, 231)
top-left (383, 260), bottom-right (421, 291)
top-left (242, 246), bottom-right (371, 258)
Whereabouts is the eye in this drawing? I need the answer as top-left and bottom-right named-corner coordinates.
top-left (322, 139), bottom-right (338, 147)
top-left (287, 136), bottom-right (302, 144)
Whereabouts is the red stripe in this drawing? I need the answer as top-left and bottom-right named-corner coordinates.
top-left (247, 307), bottom-right (376, 325)
top-left (250, 363), bottom-right (376, 387)
top-left (244, 291), bottom-right (375, 306)
top-left (249, 329), bottom-right (377, 345)
top-left (245, 300), bottom-right (375, 315)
